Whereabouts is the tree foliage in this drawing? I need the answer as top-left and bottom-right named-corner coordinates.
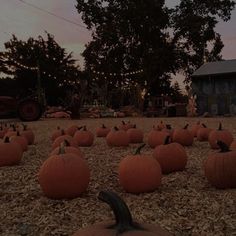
top-left (0, 33), bottom-right (81, 105)
top-left (76, 0), bottom-right (235, 91)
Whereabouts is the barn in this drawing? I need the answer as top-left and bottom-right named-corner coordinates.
top-left (191, 59), bottom-right (236, 115)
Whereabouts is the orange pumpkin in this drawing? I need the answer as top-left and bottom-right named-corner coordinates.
top-left (126, 124), bottom-right (144, 143)
top-left (162, 124), bottom-right (174, 140)
top-left (208, 123), bottom-right (233, 149)
top-left (52, 133), bottom-right (78, 150)
top-left (96, 124), bottom-right (111, 137)
top-left (51, 126), bottom-right (62, 141)
top-left (196, 124), bottom-right (212, 142)
top-left (4, 125), bottom-right (18, 139)
top-left (156, 120), bottom-right (165, 130)
top-left (73, 191), bottom-right (171, 236)
top-left (118, 144), bottom-right (162, 193)
top-left (0, 137), bottom-right (23, 166)
top-left (50, 140), bottom-right (84, 157)
top-left (106, 127), bottom-right (129, 147)
top-left (73, 126), bottom-right (94, 147)
top-left (153, 136), bottom-right (188, 174)
top-left (10, 131), bottom-right (28, 152)
top-left (38, 143), bottom-right (90, 199)
top-left (118, 121), bottom-right (133, 131)
top-left (172, 124), bottom-right (194, 146)
top-left (66, 125), bottom-right (82, 136)
top-left (204, 141), bottom-right (236, 188)
top-left (147, 128), bottom-right (169, 148)
top-left (190, 121), bottom-right (202, 137)
top-left (21, 124), bottom-right (35, 145)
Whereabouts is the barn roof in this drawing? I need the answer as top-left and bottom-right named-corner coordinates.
top-left (192, 59), bottom-right (236, 77)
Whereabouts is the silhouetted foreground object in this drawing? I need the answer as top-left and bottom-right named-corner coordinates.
top-left (73, 190), bottom-right (172, 235)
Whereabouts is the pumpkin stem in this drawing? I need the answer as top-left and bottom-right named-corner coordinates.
top-left (114, 126), bottom-right (119, 131)
top-left (164, 136), bottom-right (171, 145)
top-left (183, 124), bottom-right (189, 129)
top-left (64, 139), bottom-right (70, 146)
top-left (61, 129), bottom-right (65, 135)
top-left (133, 124), bottom-right (136, 129)
top-left (166, 124), bottom-right (172, 130)
top-left (58, 142), bottom-right (66, 154)
top-left (57, 126), bottom-right (60, 130)
top-left (134, 143), bottom-right (146, 155)
top-left (17, 131), bottom-right (20, 136)
top-left (218, 122), bottom-right (222, 130)
top-left (102, 124), bottom-right (106, 128)
top-left (122, 120), bottom-right (126, 125)
top-left (202, 123), bottom-right (207, 128)
top-left (217, 141), bottom-right (230, 152)
top-left (4, 136), bottom-right (10, 143)
top-left (22, 124), bottom-right (27, 130)
top-left (83, 125), bottom-right (87, 131)
top-left (98, 191), bottom-right (143, 233)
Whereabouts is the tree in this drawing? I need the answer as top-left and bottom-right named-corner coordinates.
top-left (171, 0), bottom-right (235, 82)
top-left (76, 0), bottom-right (235, 92)
top-left (0, 33), bottom-right (81, 105)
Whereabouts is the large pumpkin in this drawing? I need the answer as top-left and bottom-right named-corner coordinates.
top-left (0, 137), bottom-right (23, 167)
top-left (73, 191), bottom-right (171, 235)
top-left (126, 124), bottom-right (144, 143)
top-left (73, 126), bottom-right (94, 147)
top-left (208, 123), bottom-right (233, 149)
top-left (118, 144), bottom-right (162, 193)
top-left (106, 127), bottom-right (129, 147)
top-left (172, 124), bottom-right (194, 146)
top-left (38, 143), bottom-right (90, 199)
top-left (153, 136), bottom-right (188, 174)
top-left (204, 141), bottom-right (236, 188)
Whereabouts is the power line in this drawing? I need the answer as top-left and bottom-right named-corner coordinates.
top-left (16, 0), bottom-right (87, 30)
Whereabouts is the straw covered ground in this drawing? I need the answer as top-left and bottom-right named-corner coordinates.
top-left (0, 117), bottom-right (236, 236)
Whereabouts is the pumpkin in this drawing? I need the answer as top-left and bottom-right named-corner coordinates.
top-left (21, 124), bottom-right (35, 145)
top-left (126, 124), bottom-right (144, 143)
top-left (4, 125), bottom-right (18, 139)
top-left (66, 125), bottom-right (82, 137)
top-left (73, 190), bottom-right (171, 236)
top-left (51, 126), bottom-right (62, 141)
top-left (96, 124), bottom-right (111, 137)
top-left (52, 133), bottom-right (78, 150)
top-left (0, 137), bottom-right (23, 167)
top-left (153, 136), bottom-right (187, 174)
top-left (172, 124), bottom-right (194, 146)
top-left (156, 120), bottom-right (165, 130)
top-left (73, 126), bottom-right (94, 147)
top-left (162, 124), bottom-right (174, 140)
top-left (118, 121), bottom-right (133, 131)
top-left (196, 124), bottom-right (212, 142)
top-left (204, 141), bottom-right (236, 188)
top-left (106, 127), bottom-right (129, 147)
top-left (147, 128), bottom-right (169, 148)
top-left (10, 131), bottom-right (28, 152)
top-left (190, 121), bottom-right (202, 137)
top-left (38, 143), bottom-right (90, 199)
top-left (118, 144), bottom-right (162, 193)
top-left (50, 140), bottom-right (84, 157)
top-left (208, 123), bottom-right (233, 149)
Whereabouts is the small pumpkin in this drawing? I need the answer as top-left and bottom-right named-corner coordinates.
top-left (204, 141), bottom-right (236, 189)
top-left (51, 126), bottom-right (62, 141)
top-left (126, 124), bottom-right (144, 143)
top-left (52, 131), bottom-right (78, 150)
top-left (73, 126), bottom-right (94, 147)
top-left (106, 127), bottom-right (129, 147)
top-left (0, 137), bottom-right (23, 167)
top-left (153, 136), bottom-right (188, 174)
top-left (4, 125), bottom-right (18, 139)
top-left (162, 124), bottom-right (174, 140)
top-left (50, 140), bottom-right (84, 157)
top-left (66, 125), bottom-right (82, 137)
top-left (73, 191), bottom-right (171, 236)
top-left (190, 121), bottom-right (202, 137)
top-left (118, 144), bottom-right (162, 193)
top-left (10, 131), bottom-right (28, 152)
top-left (96, 124), bottom-right (111, 137)
top-left (147, 128), bottom-right (169, 148)
top-left (38, 143), bottom-right (90, 199)
top-left (196, 124), bottom-right (212, 142)
top-left (172, 124), bottom-right (194, 146)
top-left (156, 120), bottom-right (165, 130)
top-left (208, 122), bottom-right (233, 149)
top-left (118, 121), bottom-right (133, 131)
top-left (21, 124), bottom-right (35, 145)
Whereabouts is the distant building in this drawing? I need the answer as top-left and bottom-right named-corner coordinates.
top-left (191, 59), bottom-right (236, 115)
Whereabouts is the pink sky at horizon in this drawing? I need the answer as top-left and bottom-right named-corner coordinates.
top-left (0, 0), bottom-right (236, 91)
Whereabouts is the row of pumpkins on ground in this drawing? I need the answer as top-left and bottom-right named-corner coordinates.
top-left (0, 121), bottom-right (235, 235)
top-left (1, 120), bottom-right (236, 197)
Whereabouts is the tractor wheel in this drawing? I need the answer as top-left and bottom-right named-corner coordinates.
top-left (17, 99), bottom-right (42, 121)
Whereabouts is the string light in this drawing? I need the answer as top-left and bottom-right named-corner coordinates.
top-left (91, 69), bottom-right (143, 77)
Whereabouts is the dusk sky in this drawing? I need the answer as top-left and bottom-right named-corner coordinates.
top-left (1, 0), bottom-right (236, 87)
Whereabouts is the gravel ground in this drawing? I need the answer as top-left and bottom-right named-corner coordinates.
top-left (0, 117), bottom-right (236, 236)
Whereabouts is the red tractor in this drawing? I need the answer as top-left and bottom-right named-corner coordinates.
top-left (0, 96), bottom-right (43, 121)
